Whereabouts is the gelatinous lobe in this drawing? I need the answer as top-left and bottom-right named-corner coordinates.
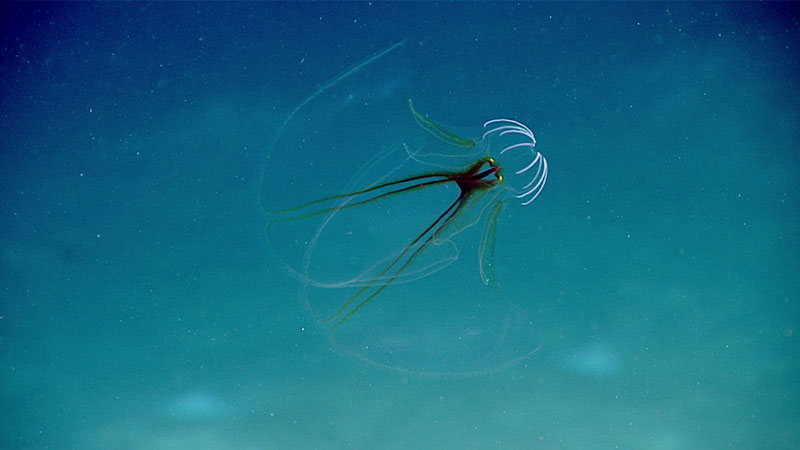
top-left (408, 99), bottom-right (477, 149)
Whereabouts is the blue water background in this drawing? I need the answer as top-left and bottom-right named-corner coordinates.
top-left (1, 3), bottom-right (798, 449)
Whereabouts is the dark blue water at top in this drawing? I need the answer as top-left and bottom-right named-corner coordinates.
top-left (1, 3), bottom-right (798, 449)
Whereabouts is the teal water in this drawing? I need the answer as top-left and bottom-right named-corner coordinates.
top-left (1, 3), bottom-right (798, 449)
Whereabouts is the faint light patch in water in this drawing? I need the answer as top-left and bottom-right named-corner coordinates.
top-left (159, 390), bottom-right (231, 422)
top-left (560, 342), bottom-right (620, 377)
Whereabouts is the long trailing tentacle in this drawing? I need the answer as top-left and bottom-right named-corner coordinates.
top-left (269, 172), bottom-right (453, 220)
top-left (325, 158), bottom-right (500, 327)
top-left (329, 191), bottom-right (467, 329)
top-left (265, 171), bottom-right (460, 291)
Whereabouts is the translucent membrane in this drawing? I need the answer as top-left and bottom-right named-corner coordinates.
top-left (262, 40), bottom-right (547, 376)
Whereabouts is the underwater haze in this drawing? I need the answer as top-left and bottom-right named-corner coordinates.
top-left (1, 3), bottom-right (798, 449)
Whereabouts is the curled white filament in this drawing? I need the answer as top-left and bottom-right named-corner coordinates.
top-left (483, 119), bottom-right (548, 206)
